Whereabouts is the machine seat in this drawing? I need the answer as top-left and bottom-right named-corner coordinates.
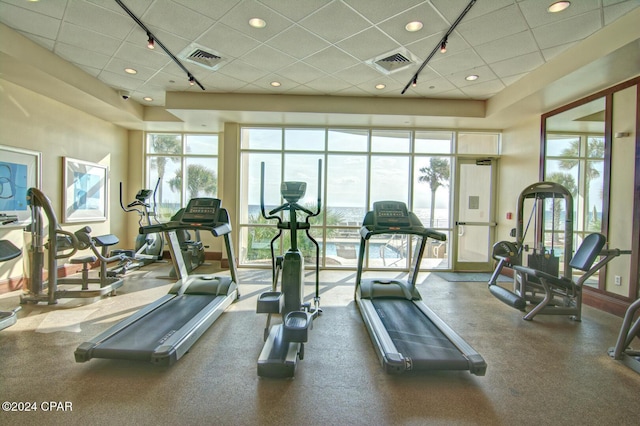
top-left (71, 255), bottom-right (98, 264)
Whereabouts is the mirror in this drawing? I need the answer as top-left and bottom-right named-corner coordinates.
top-left (543, 96), bottom-right (606, 289)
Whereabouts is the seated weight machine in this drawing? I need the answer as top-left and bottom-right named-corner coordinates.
top-left (255, 160), bottom-right (322, 378)
top-left (488, 182), bottom-right (629, 321)
top-left (20, 188), bottom-right (124, 305)
top-left (488, 182), bottom-right (574, 315)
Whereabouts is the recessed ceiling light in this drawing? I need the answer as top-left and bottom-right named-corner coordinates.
top-left (249, 18), bottom-right (266, 28)
top-left (405, 21), bottom-right (423, 32)
top-left (465, 74), bottom-right (479, 81)
top-left (375, 84), bottom-right (386, 90)
top-left (548, 1), bottom-right (570, 13)
top-left (143, 97), bottom-right (153, 102)
top-left (270, 81), bottom-right (281, 87)
top-left (124, 68), bottom-right (137, 74)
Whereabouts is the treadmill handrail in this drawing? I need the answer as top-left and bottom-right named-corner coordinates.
top-left (360, 225), bottom-right (446, 241)
top-left (140, 221), bottom-right (231, 236)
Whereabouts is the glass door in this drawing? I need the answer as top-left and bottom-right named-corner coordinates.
top-left (453, 158), bottom-right (497, 271)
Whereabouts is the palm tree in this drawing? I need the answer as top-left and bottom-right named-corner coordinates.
top-left (148, 134), bottom-right (181, 203)
top-left (417, 157), bottom-right (450, 227)
top-left (546, 172), bottom-right (577, 232)
top-left (557, 137), bottom-right (604, 231)
top-left (168, 164), bottom-right (217, 200)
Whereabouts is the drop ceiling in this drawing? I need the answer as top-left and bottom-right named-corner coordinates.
top-left (1, 0), bottom-right (639, 130)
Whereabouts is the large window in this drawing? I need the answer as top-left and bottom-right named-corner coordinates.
top-left (145, 133), bottom-right (219, 221)
top-left (239, 127), bottom-right (499, 271)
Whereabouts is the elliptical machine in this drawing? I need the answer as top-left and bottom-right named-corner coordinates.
top-left (256, 160), bottom-right (322, 378)
top-left (111, 180), bottom-right (164, 275)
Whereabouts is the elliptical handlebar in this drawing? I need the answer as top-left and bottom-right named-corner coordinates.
top-left (119, 178), bottom-right (161, 226)
top-left (260, 160), bottom-right (323, 223)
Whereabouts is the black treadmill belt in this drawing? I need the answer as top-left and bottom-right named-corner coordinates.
top-left (371, 299), bottom-right (469, 370)
top-left (92, 294), bottom-right (219, 360)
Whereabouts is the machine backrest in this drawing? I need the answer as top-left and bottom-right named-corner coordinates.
top-left (569, 233), bottom-right (606, 271)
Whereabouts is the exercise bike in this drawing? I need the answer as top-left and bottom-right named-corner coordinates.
top-left (110, 180), bottom-right (164, 275)
top-left (256, 160), bottom-right (322, 378)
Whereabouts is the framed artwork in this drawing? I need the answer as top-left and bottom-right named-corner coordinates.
top-left (63, 157), bottom-right (108, 223)
top-left (0, 145), bottom-right (42, 226)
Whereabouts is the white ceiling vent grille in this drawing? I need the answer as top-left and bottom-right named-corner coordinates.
top-left (178, 44), bottom-right (224, 71)
top-left (368, 48), bottom-right (417, 74)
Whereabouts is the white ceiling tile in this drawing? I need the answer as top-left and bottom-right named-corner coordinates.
top-left (196, 23), bottom-right (261, 59)
top-left (303, 46), bottom-right (360, 74)
top-left (541, 41), bottom-right (578, 61)
top-left (142, 0), bottom-right (215, 41)
top-left (55, 42), bottom-right (112, 70)
top-left (57, 23), bottom-right (122, 57)
top-left (376, 3), bottom-right (449, 44)
top-left (456, 4), bottom-right (529, 46)
top-left (343, 0), bottom-right (424, 24)
top-left (460, 79), bottom-right (506, 99)
top-left (64, 0), bottom-right (135, 38)
top-left (518, 0), bottom-right (600, 28)
top-left (604, 0), bottom-right (640, 24)
top-left (1, 0), bottom-right (67, 19)
top-left (257, 0), bottom-right (327, 22)
top-left (304, 75), bottom-right (353, 93)
top-left (216, 59), bottom-right (270, 83)
top-left (489, 51), bottom-right (544, 78)
top-left (336, 27), bottom-right (400, 61)
top-left (266, 25), bottom-right (329, 59)
top-left (276, 61), bottom-right (327, 85)
top-left (428, 49), bottom-right (485, 76)
top-left (474, 31), bottom-right (538, 64)
top-left (200, 71), bottom-right (252, 91)
top-left (443, 65), bottom-right (499, 89)
top-left (171, 0), bottom-right (242, 21)
top-left (87, 0), bottom-right (154, 17)
top-left (115, 42), bottom-right (172, 70)
top-left (299, 2), bottom-right (371, 43)
top-left (0, 2), bottom-right (61, 39)
top-left (240, 44), bottom-right (297, 72)
top-left (532, 10), bottom-right (602, 49)
top-left (333, 63), bottom-right (384, 85)
top-left (218, 0), bottom-right (294, 42)
top-left (430, 0), bottom-right (514, 22)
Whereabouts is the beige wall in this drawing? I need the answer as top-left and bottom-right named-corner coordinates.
top-left (495, 117), bottom-right (541, 243)
top-left (607, 85), bottom-right (637, 296)
top-left (0, 79), bottom-right (129, 281)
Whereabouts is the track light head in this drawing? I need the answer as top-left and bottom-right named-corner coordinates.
top-left (440, 38), bottom-right (448, 53)
top-left (412, 77), bottom-right (418, 87)
top-left (188, 75), bottom-right (195, 86)
top-left (147, 34), bottom-right (155, 49)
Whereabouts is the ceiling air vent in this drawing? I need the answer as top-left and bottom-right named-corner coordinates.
top-left (178, 44), bottom-right (224, 71)
top-left (368, 48), bottom-right (417, 75)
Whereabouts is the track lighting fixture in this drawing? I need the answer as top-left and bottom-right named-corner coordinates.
top-left (440, 37), bottom-right (448, 53)
top-left (115, 0), bottom-right (205, 90)
top-left (402, 0), bottom-right (476, 94)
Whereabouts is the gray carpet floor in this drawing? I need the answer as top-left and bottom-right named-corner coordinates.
top-left (0, 262), bottom-right (638, 425)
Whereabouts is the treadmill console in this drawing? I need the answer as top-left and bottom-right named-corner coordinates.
top-left (373, 201), bottom-right (411, 228)
top-left (181, 198), bottom-right (221, 225)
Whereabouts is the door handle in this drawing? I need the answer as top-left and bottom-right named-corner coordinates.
top-left (455, 222), bottom-right (466, 225)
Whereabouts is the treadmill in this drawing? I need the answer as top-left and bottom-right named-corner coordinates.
top-left (355, 201), bottom-right (486, 375)
top-left (75, 198), bottom-right (239, 366)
